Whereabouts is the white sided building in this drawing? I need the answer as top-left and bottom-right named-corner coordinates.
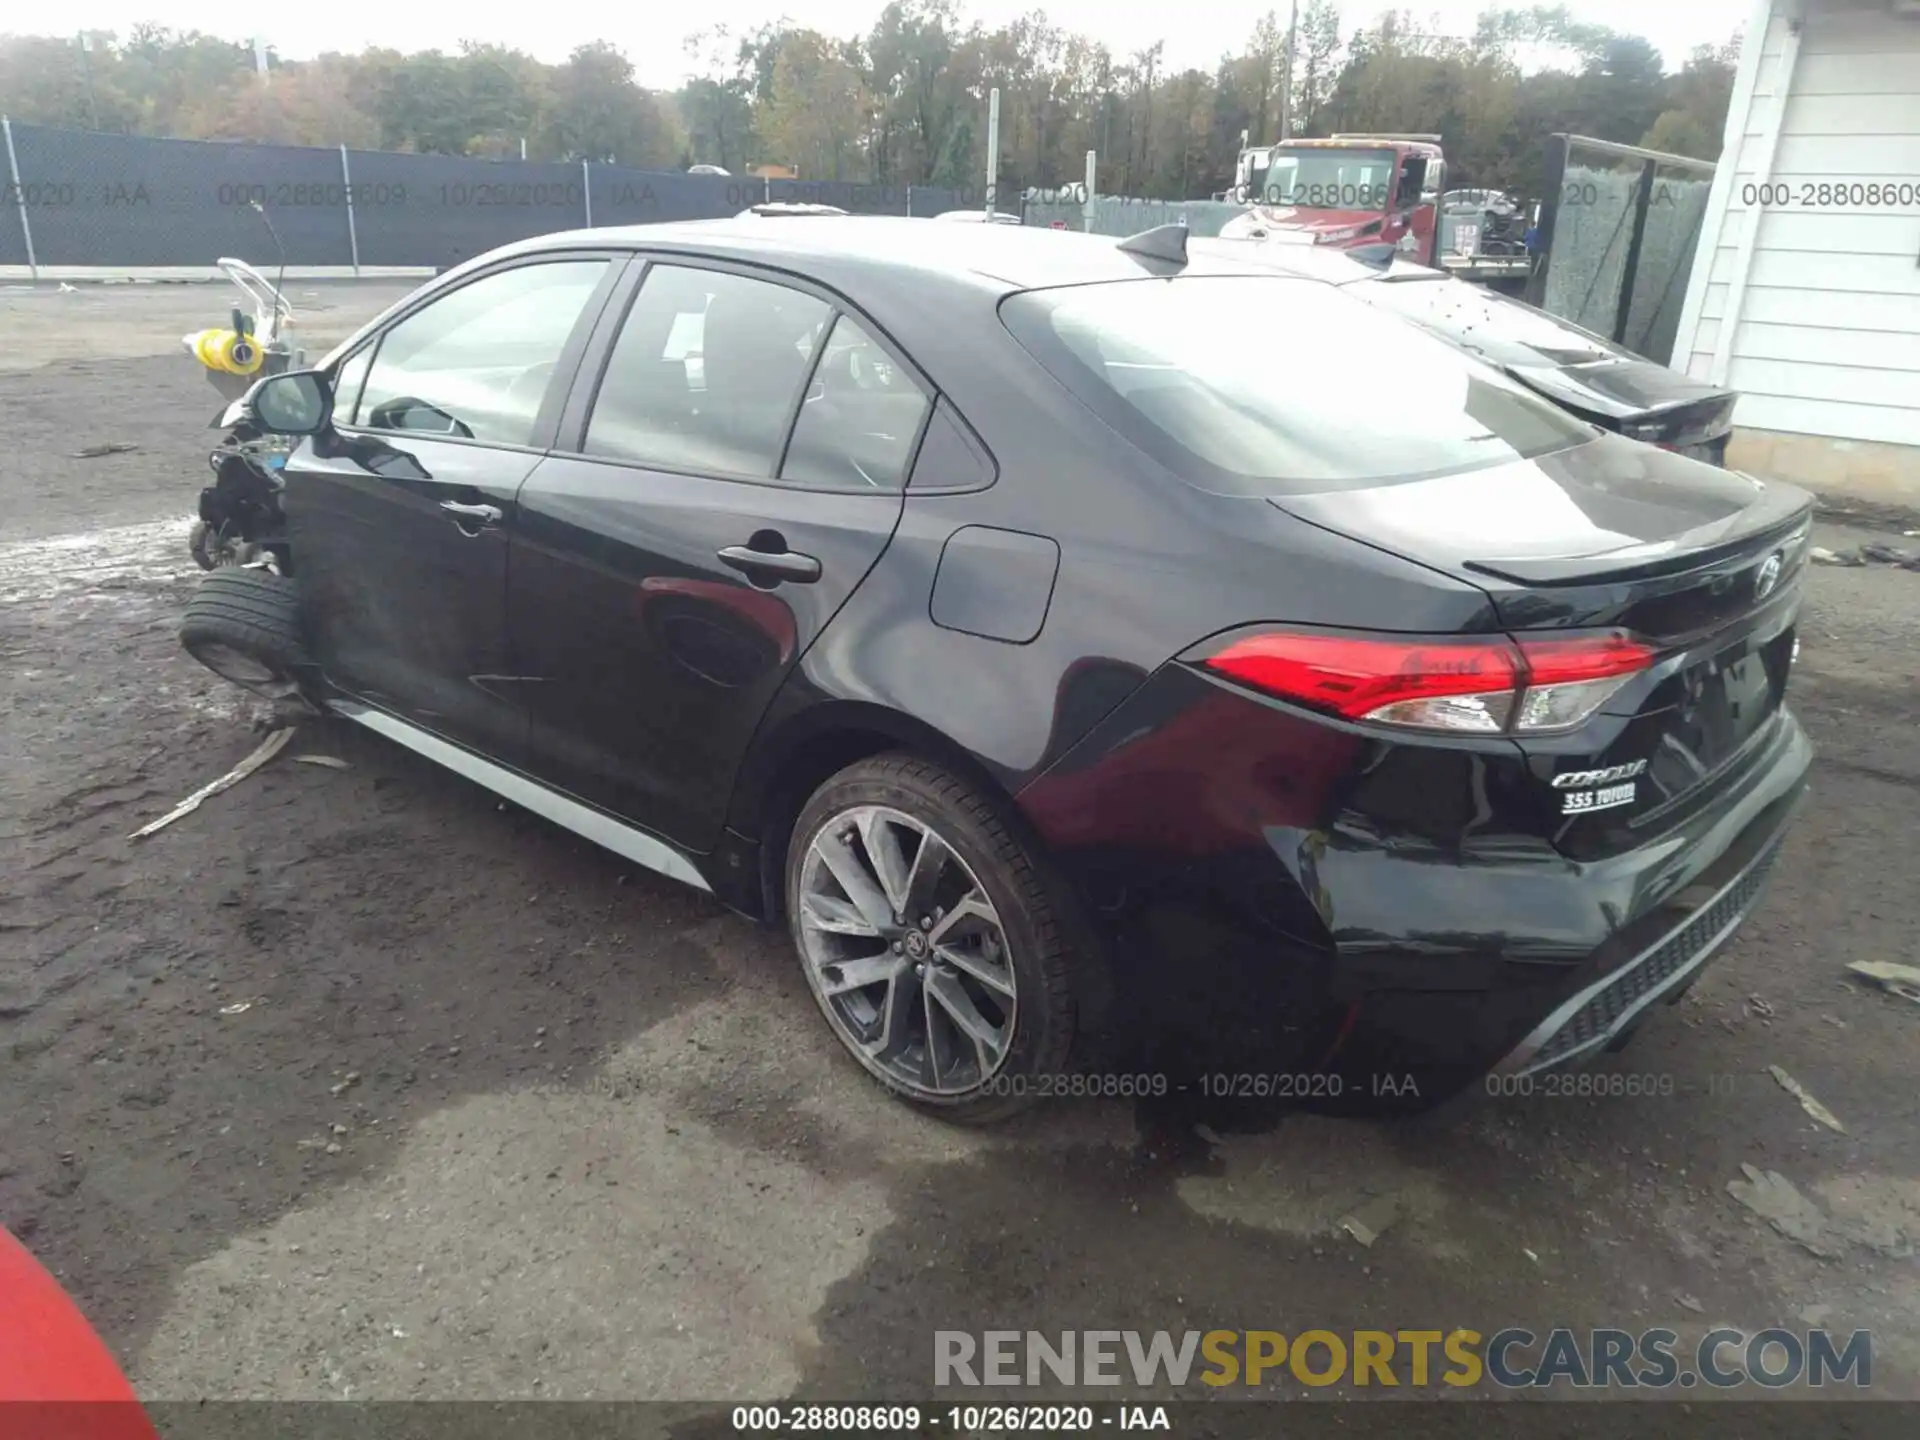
top-left (1671, 0), bottom-right (1920, 506)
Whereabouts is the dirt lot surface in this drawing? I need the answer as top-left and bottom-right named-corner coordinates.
top-left (1, 281), bottom-right (1916, 1415)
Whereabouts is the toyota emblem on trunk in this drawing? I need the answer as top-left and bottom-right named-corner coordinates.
top-left (1754, 552), bottom-right (1783, 599)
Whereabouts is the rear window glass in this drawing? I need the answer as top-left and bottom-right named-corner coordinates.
top-left (1000, 275), bottom-right (1593, 495)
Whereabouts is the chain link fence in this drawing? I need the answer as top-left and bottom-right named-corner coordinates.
top-left (1525, 134), bottom-right (1716, 364)
top-left (5, 121), bottom-right (1719, 369)
top-left (0, 120), bottom-right (972, 272)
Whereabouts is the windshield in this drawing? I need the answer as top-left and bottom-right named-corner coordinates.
top-left (1254, 148), bottom-right (1396, 210)
top-left (1000, 275), bottom-right (1594, 496)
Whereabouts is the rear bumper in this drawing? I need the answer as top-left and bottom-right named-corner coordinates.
top-left (1324, 711), bottom-right (1810, 1084)
top-left (1017, 659), bottom-right (1812, 1087)
top-left (1491, 823), bottom-right (1785, 1075)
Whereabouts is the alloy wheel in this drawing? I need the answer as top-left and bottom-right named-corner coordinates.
top-left (796, 805), bottom-right (1018, 1098)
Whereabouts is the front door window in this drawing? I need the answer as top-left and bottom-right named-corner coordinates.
top-left (353, 260), bottom-right (609, 445)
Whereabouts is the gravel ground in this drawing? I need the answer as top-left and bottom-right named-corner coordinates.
top-left (1, 281), bottom-right (1916, 1414)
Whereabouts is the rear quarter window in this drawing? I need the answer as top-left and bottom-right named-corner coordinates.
top-left (1000, 274), bottom-right (1594, 495)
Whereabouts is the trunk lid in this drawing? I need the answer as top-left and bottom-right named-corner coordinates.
top-left (1273, 435), bottom-right (1814, 859)
top-left (1507, 363), bottom-right (1737, 456)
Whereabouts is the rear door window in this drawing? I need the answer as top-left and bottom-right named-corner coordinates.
top-left (583, 263), bottom-right (830, 479)
top-left (1000, 274), bottom-right (1593, 495)
top-left (780, 314), bottom-right (931, 491)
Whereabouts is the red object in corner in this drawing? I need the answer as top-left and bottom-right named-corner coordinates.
top-left (0, 1227), bottom-right (159, 1440)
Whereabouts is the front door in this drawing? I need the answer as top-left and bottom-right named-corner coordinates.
top-left (509, 259), bottom-right (931, 849)
top-left (280, 256), bottom-right (617, 760)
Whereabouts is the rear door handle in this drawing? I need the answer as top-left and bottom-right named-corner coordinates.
top-left (716, 545), bottom-right (821, 584)
top-left (441, 500), bottom-right (502, 530)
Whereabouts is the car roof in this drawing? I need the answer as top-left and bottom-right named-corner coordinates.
top-left (735, 203), bottom-right (849, 217)
top-left (494, 216), bottom-right (1283, 293)
top-left (1187, 235), bottom-right (1424, 286)
top-left (1200, 236), bottom-right (1541, 290)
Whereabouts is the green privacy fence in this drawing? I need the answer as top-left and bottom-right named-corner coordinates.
top-left (0, 119), bottom-right (971, 271)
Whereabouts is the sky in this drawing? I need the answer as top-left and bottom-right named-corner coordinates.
top-left (50, 0), bottom-right (1754, 91)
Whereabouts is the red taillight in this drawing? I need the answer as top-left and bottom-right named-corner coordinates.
top-left (1515, 633), bottom-right (1652, 684)
top-left (1199, 629), bottom-right (1654, 735)
top-left (1511, 633), bottom-right (1655, 731)
top-left (1204, 633), bottom-right (1519, 724)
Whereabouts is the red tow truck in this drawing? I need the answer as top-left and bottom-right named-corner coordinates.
top-left (1217, 133), bottom-right (1447, 266)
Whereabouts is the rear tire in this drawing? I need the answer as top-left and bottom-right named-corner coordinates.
top-left (179, 568), bottom-right (308, 698)
top-left (786, 753), bottom-right (1079, 1124)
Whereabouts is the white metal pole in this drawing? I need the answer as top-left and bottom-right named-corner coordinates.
top-left (339, 144), bottom-right (361, 275)
top-left (3, 117), bottom-right (38, 280)
top-left (1083, 149), bottom-right (1096, 232)
top-left (582, 159), bottom-right (593, 227)
top-left (1279, 0), bottom-right (1299, 140)
top-left (985, 87), bottom-right (1001, 215)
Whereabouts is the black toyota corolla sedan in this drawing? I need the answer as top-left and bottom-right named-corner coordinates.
top-left (183, 216), bottom-right (1813, 1122)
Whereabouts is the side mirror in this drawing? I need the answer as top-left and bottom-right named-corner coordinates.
top-left (232, 369), bottom-right (333, 436)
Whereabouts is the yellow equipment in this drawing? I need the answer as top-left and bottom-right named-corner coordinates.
top-left (189, 326), bottom-right (263, 376)
top-left (182, 258), bottom-right (302, 400)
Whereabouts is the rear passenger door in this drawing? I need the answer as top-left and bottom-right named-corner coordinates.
top-left (507, 258), bottom-right (933, 850)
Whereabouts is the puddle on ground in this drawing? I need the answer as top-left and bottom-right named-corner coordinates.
top-left (0, 517), bottom-right (194, 604)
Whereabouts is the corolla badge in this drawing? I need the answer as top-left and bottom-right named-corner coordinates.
top-left (1552, 761), bottom-right (1648, 789)
top-left (1754, 551), bottom-right (1784, 600)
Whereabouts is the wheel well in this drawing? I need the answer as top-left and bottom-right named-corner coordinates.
top-left (739, 710), bottom-right (1014, 924)
top-left (738, 708), bottom-right (1118, 1041)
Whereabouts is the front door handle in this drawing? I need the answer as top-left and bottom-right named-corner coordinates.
top-left (717, 545), bottom-right (822, 585)
top-left (441, 500), bottom-right (502, 530)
